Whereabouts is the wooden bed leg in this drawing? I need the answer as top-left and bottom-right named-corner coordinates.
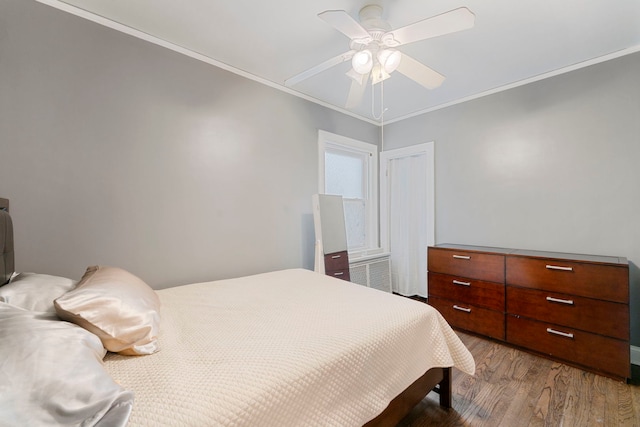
top-left (438, 367), bottom-right (452, 408)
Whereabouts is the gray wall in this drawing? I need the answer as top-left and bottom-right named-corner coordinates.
top-left (0, 0), bottom-right (378, 288)
top-left (2, 1), bottom-right (638, 346)
top-left (385, 52), bottom-right (640, 344)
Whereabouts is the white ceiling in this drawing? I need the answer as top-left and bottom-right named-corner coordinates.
top-left (42, 0), bottom-right (640, 124)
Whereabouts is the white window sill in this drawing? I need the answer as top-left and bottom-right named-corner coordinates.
top-left (348, 248), bottom-right (390, 262)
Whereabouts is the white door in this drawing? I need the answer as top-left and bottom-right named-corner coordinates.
top-left (380, 143), bottom-right (435, 297)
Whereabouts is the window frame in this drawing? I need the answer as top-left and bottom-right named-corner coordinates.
top-left (318, 130), bottom-right (379, 257)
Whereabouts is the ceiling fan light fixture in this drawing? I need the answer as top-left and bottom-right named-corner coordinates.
top-left (352, 49), bottom-right (373, 74)
top-left (377, 49), bottom-right (402, 73)
top-left (292, 5), bottom-right (475, 109)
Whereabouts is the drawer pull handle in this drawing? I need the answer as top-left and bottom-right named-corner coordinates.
top-left (453, 255), bottom-right (471, 260)
top-left (546, 296), bottom-right (574, 305)
top-left (546, 328), bottom-right (574, 339)
top-left (453, 305), bottom-right (471, 313)
top-left (546, 265), bottom-right (573, 272)
top-left (333, 272), bottom-right (344, 276)
top-left (453, 280), bottom-right (471, 286)
top-left (331, 255), bottom-right (342, 259)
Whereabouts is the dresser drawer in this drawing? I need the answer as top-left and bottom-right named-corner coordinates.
top-left (429, 296), bottom-right (505, 340)
top-left (326, 269), bottom-right (350, 281)
top-left (506, 286), bottom-right (629, 340)
top-left (429, 272), bottom-right (505, 312)
top-left (428, 247), bottom-right (505, 283)
top-left (507, 315), bottom-right (630, 379)
top-left (506, 256), bottom-right (628, 303)
top-left (324, 251), bottom-right (349, 271)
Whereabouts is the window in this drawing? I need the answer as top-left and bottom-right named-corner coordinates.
top-left (318, 130), bottom-right (379, 255)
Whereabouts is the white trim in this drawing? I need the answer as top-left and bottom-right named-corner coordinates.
top-left (318, 130), bottom-right (379, 253)
top-left (36, 0), bottom-right (640, 126)
top-left (34, 0), bottom-right (380, 126)
top-left (631, 345), bottom-right (640, 366)
top-left (348, 250), bottom-right (390, 263)
top-left (318, 130), bottom-right (379, 195)
top-left (385, 45), bottom-right (640, 125)
top-left (379, 142), bottom-right (435, 253)
top-left (37, 0), bottom-right (640, 367)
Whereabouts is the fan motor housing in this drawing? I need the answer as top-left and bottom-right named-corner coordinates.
top-left (358, 4), bottom-right (391, 31)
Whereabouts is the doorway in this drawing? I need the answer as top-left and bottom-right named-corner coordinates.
top-left (380, 142), bottom-right (435, 297)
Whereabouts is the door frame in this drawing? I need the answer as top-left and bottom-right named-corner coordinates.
top-left (379, 142), bottom-right (435, 253)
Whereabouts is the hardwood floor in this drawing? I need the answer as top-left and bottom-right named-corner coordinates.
top-left (397, 332), bottom-right (640, 426)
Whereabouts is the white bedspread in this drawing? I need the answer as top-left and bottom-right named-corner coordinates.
top-left (104, 269), bottom-right (474, 426)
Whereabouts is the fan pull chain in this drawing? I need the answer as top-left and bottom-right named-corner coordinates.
top-left (372, 78), bottom-right (387, 150)
top-left (371, 77), bottom-right (383, 121)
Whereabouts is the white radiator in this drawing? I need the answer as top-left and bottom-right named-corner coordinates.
top-left (349, 253), bottom-right (392, 293)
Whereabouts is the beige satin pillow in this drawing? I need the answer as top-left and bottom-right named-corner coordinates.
top-left (54, 265), bottom-right (160, 356)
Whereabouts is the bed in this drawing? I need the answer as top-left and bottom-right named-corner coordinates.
top-left (0, 200), bottom-right (474, 426)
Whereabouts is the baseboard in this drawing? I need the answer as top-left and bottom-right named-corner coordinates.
top-left (631, 345), bottom-right (640, 366)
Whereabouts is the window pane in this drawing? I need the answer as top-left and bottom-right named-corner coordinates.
top-left (325, 150), bottom-right (365, 199)
top-left (318, 130), bottom-right (378, 253)
top-left (343, 198), bottom-right (366, 250)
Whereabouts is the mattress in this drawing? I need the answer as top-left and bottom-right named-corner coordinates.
top-left (104, 268), bottom-right (474, 426)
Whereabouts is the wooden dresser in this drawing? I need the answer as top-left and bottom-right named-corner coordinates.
top-left (428, 244), bottom-right (630, 380)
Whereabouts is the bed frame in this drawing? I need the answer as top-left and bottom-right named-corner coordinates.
top-left (366, 366), bottom-right (451, 426)
top-left (0, 197), bottom-right (452, 425)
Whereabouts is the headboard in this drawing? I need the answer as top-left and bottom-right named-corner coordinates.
top-left (0, 198), bottom-right (14, 285)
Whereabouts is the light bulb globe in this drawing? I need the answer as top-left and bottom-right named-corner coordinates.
top-left (377, 49), bottom-right (402, 73)
top-left (352, 50), bottom-right (373, 74)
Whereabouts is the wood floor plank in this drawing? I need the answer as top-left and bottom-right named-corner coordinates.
top-left (630, 379), bottom-right (640, 426)
top-left (563, 368), bottom-right (601, 426)
top-left (397, 331), bottom-right (640, 427)
top-left (601, 374), bottom-right (618, 426)
top-left (585, 372), bottom-right (606, 426)
top-left (617, 381), bottom-right (636, 426)
top-left (498, 353), bottom-right (548, 427)
top-left (529, 364), bottom-right (567, 426)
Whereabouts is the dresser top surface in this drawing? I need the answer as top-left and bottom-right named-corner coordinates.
top-left (432, 243), bottom-right (513, 255)
top-left (510, 249), bottom-right (627, 265)
top-left (432, 244), bottom-right (628, 266)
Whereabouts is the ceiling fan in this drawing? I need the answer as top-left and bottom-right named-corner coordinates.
top-left (285, 5), bottom-right (475, 108)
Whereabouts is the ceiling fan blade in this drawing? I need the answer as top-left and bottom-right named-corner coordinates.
top-left (388, 7), bottom-right (475, 46)
top-left (285, 50), bottom-right (355, 87)
top-left (318, 10), bottom-right (372, 42)
top-left (395, 54), bottom-right (445, 90)
top-left (345, 73), bottom-right (369, 108)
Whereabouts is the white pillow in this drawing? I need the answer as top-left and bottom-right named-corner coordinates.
top-left (0, 273), bottom-right (77, 314)
top-left (54, 266), bottom-right (161, 356)
top-left (0, 302), bottom-right (134, 426)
